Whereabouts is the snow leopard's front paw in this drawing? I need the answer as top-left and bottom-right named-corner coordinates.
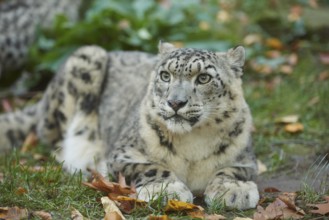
top-left (136, 180), bottom-right (193, 203)
top-left (205, 177), bottom-right (259, 210)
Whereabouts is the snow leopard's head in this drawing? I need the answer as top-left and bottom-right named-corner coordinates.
top-left (147, 42), bottom-right (246, 134)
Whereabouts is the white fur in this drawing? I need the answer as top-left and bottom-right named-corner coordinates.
top-left (57, 113), bottom-right (107, 175)
top-left (137, 181), bottom-right (193, 203)
top-left (205, 181), bottom-right (259, 210)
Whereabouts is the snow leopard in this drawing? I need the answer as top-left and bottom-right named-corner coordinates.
top-left (0, 42), bottom-right (259, 210)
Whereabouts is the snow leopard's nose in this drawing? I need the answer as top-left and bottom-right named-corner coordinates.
top-left (167, 99), bottom-right (188, 112)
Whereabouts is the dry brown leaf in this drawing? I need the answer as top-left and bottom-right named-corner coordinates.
top-left (21, 132), bottom-right (38, 153)
top-left (71, 208), bottom-right (88, 220)
top-left (254, 197), bottom-right (304, 220)
top-left (82, 169), bottom-right (134, 195)
top-left (0, 207), bottom-right (28, 220)
top-left (32, 210), bottom-right (52, 220)
top-left (109, 195), bottom-right (147, 214)
top-left (264, 187), bottom-right (281, 193)
top-left (149, 215), bottom-right (172, 220)
top-left (284, 123), bottom-right (304, 133)
top-left (318, 70), bottom-right (329, 81)
top-left (205, 213), bottom-right (226, 219)
top-left (278, 192), bottom-right (305, 215)
top-left (101, 196), bottom-right (125, 220)
top-left (307, 196), bottom-right (329, 215)
top-left (15, 186), bottom-right (28, 195)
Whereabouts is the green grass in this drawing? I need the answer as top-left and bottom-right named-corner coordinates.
top-left (0, 150), bottom-right (104, 219)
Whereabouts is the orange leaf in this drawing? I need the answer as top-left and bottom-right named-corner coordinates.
top-left (307, 196), bottom-right (329, 215)
top-left (0, 207), bottom-right (28, 220)
top-left (284, 123), bottom-right (304, 133)
top-left (266, 38), bottom-right (283, 50)
top-left (82, 169), bottom-right (135, 195)
top-left (15, 187), bottom-right (28, 195)
top-left (21, 132), bottom-right (38, 153)
top-left (164, 200), bottom-right (199, 212)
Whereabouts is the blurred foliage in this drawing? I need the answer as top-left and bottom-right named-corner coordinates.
top-left (27, 0), bottom-right (328, 73)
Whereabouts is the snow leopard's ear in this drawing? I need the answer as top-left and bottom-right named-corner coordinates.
top-left (158, 41), bottom-right (177, 55)
top-left (227, 46), bottom-right (245, 77)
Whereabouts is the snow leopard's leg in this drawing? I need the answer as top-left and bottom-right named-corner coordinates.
top-left (43, 46), bottom-right (109, 173)
top-left (204, 141), bottom-right (259, 210)
top-left (111, 144), bottom-right (193, 203)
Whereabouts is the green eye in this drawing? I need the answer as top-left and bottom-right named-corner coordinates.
top-left (196, 74), bottom-right (212, 84)
top-left (160, 71), bottom-right (171, 82)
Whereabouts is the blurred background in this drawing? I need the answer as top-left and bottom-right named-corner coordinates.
top-left (0, 0), bottom-right (328, 186)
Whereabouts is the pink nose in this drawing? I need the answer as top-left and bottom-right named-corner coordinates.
top-left (167, 100), bottom-right (187, 111)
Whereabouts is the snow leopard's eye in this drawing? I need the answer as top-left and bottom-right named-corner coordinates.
top-left (160, 71), bottom-right (171, 82)
top-left (196, 73), bottom-right (212, 84)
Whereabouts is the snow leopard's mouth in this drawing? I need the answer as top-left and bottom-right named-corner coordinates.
top-left (163, 114), bottom-right (199, 126)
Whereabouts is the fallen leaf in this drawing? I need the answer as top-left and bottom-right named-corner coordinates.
top-left (1, 99), bottom-right (12, 112)
top-left (319, 53), bottom-right (329, 65)
top-left (164, 200), bottom-right (200, 212)
top-left (254, 197), bottom-right (304, 220)
top-left (233, 218), bottom-right (253, 220)
top-left (275, 115), bottom-right (299, 124)
top-left (287, 53), bottom-right (298, 66)
top-left (318, 71), bottom-right (329, 81)
top-left (0, 207), bottom-right (28, 220)
top-left (149, 215), bottom-right (172, 220)
top-left (108, 195), bottom-right (147, 214)
top-left (205, 214), bottom-right (226, 219)
top-left (266, 38), bottom-right (283, 50)
top-left (257, 160), bottom-right (267, 174)
top-left (284, 123), bottom-right (304, 133)
top-left (15, 186), bottom-right (28, 195)
top-left (264, 187), bottom-right (281, 193)
top-left (21, 132), bottom-right (38, 153)
top-left (101, 196), bottom-right (125, 220)
top-left (32, 210), bottom-right (52, 220)
top-left (307, 196), bottom-right (329, 215)
top-left (280, 65), bottom-right (293, 74)
top-left (307, 96), bottom-right (320, 106)
top-left (71, 208), bottom-right (88, 220)
top-left (243, 34), bottom-right (262, 45)
top-left (278, 192), bottom-right (305, 215)
top-left (82, 169), bottom-right (134, 195)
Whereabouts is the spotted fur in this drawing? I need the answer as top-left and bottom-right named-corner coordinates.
top-left (0, 42), bottom-right (259, 209)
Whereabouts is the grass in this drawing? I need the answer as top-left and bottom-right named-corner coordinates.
top-left (0, 150), bottom-right (104, 219)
